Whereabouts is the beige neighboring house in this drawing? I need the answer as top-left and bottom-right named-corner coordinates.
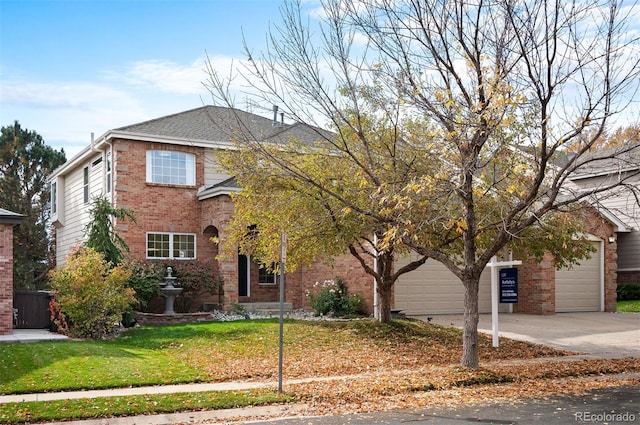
top-left (567, 145), bottom-right (640, 284)
top-left (0, 208), bottom-right (24, 335)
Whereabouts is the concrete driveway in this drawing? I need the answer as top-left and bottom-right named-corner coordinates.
top-left (415, 312), bottom-right (640, 358)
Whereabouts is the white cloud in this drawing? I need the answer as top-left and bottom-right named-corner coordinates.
top-left (1, 78), bottom-right (152, 157)
top-left (105, 57), bottom-right (214, 95)
top-left (2, 80), bottom-right (140, 109)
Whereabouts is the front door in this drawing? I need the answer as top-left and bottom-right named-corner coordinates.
top-left (238, 254), bottom-right (249, 297)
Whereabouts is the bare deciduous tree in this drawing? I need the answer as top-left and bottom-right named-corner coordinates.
top-left (206, 0), bottom-right (640, 367)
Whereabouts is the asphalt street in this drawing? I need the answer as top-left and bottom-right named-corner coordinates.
top-left (247, 385), bottom-right (640, 425)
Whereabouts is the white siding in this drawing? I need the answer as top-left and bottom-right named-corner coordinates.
top-left (55, 154), bottom-right (108, 266)
top-left (204, 149), bottom-right (231, 187)
top-left (571, 174), bottom-right (640, 230)
top-left (617, 231), bottom-right (640, 271)
top-left (572, 173), bottom-right (640, 272)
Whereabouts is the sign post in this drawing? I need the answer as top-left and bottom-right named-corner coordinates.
top-left (486, 256), bottom-right (521, 347)
top-left (278, 233), bottom-right (287, 394)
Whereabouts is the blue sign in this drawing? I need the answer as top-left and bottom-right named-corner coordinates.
top-left (500, 267), bottom-right (518, 303)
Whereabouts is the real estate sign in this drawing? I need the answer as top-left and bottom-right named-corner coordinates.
top-left (499, 267), bottom-right (518, 303)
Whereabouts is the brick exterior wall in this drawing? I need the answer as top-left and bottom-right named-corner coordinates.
top-left (0, 223), bottom-right (14, 335)
top-left (107, 138), bottom-right (618, 316)
top-left (617, 270), bottom-right (640, 284)
top-left (112, 139), bottom-right (216, 264)
top-left (513, 253), bottom-right (556, 315)
top-left (200, 194), bottom-right (374, 313)
top-left (112, 139), bottom-right (374, 313)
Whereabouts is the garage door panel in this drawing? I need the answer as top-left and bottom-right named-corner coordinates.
top-left (555, 241), bottom-right (601, 312)
top-left (395, 254), bottom-right (506, 315)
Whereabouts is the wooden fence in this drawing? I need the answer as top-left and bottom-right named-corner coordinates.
top-left (13, 290), bottom-right (53, 329)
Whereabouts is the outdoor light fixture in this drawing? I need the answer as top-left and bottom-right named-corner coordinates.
top-left (608, 235), bottom-right (616, 244)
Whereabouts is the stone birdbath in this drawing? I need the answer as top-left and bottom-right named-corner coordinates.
top-left (159, 267), bottom-right (183, 315)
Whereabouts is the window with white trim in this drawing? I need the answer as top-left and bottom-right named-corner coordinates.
top-left (83, 166), bottom-right (89, 203)
top-left (146, 232), bottom-right (196, 259)
top-left (259, 262), bottom-right (277, 284)
top-left (50, 181), bottom-right (57, 215)
top-left (106, 151), bottom-right (112, 193)
top-left (146, 150), bottom-right (195, 186)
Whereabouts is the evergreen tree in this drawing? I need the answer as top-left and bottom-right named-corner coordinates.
top-left (84, 195), bottom-right (136, 266)
top-left (0, 121), bottom-right (66, 289)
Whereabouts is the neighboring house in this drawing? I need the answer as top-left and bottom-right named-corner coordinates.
top-left (48, 106), bottom-right (373, 313)
top-left (0, 208), bottom-right (24, 335)
top-left (49, 106), bottom-right (622, 316)
top-left (567, 145), bottom-right (640, 284)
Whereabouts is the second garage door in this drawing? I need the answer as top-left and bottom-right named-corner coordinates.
top-left (555, 241), bottom-right (602, 312)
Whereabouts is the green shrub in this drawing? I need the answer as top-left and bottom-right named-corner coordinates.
top-left (617, 284), bottom-right (640, 300)
top-left (161, 260), bottom-right (222, 312)
top-left (49, 247), bottom-right (137, 339)
top-left (307, 277), bottom-right (364, 317)
top-left (124, 260), bottom-right (164, 312)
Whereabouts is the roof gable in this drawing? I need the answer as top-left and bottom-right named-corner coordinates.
top-left (49, 106), bottom-right (334, 179)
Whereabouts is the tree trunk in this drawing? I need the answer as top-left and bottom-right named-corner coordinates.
top-left (461, 275), bottom-right (480, 368)
top-left (376, 282), bottom-right (393, 323)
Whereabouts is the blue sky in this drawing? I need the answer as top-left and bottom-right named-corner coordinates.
top-left (3, 1), bottom-right (640, 160)
top-left (1, 0), bottom-right (307, 158)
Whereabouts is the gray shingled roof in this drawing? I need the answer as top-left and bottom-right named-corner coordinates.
top-left (115, 105), bottom-right (333, 145)
top-left (571, 143), bottom-right (640, 179)
top-left (208, 176), bottom-right (241, 190)
top-left (0, 208), bottom-right (24, 225)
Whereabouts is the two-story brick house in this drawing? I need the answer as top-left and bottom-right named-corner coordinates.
top-left (48, 106), bottom-right (373, 313)
top-left (49, 105), bottom-right (621, 316)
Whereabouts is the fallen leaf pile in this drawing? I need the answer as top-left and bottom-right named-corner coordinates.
top-left (179, 319), bottom-right (639, 423)
top-left (180, 320), bottom-right (570, 381)
top-left (286, 357), bottom-right (640, 417)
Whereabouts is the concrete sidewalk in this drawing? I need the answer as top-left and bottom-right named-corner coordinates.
top-left (0, 329), bottom-right (68, 343)
top-left (419, 312), bottom-right (640, 358)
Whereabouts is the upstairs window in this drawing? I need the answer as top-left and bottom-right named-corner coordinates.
top-left (83, 166), bottom-right (89, 203)
top-left (106, 151), bottom-right (112, 193)
top-left (146, 150), bottom-right (195, 186)
top-left (51, 181), bottom-right (57, 215)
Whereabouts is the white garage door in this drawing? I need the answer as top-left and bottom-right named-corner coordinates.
top-left (555, 241), bottom-right (602, 312)
top-left (394, 254), bottom-right (506, 315)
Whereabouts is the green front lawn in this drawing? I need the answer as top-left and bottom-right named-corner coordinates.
top-left (1, 318), bottom-right (639, 424)
top-left (0, 318), bottom-right (564, 395)
top-left (618, 299), bottom-right (640, 313)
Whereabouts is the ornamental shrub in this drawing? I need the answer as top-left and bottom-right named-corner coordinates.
top-left (163, 260), bottom-right (222, 312)
top-left (49, 247), bottom-right (136, 339)
top-left (124, 260), bottom-right (164, 312)
top-left (307, 277), bottom-right (364, 317)
top-left (617, 284), bottom-right (640, 300)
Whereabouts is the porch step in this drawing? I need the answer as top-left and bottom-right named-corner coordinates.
top-left (239, 302), bottom-right (293, 315)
